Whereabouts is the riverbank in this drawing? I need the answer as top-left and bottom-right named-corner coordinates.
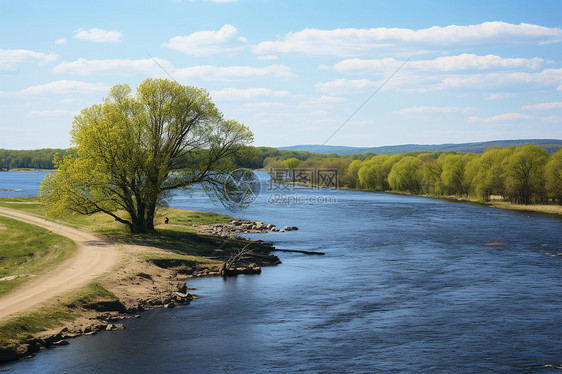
top-left (419, 194), bottom-right (562, 217)
top-left (327, 184), bottom-right (562, 218)
top-left (0, 203), bottom-right (284, 363)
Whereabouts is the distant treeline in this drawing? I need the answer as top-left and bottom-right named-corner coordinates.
top-left (3, 145), bottom-right (561, 205)
top-left (0, 147), bottom-right (336, 171)
top-left (266, 144), bottom-right (562, 205)
top-left (172, 146), bottom-right (352, 170)
top-left (0, 149), bottom-right (67, 170)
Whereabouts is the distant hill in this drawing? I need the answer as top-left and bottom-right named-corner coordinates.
top-left (279, 139), bottom-right (562, 155)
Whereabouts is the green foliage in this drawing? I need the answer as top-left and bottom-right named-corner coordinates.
top-left (0, 149), bottom-right (67, 170)
top-left (439, 153), bottom-right (476, 197)
top-left (276, 143), bottom-right (561, 206)
top-left (0, 216), bottom-right (76, 296)
top-left (388, 156), bottom-right (423, 193)
top-left (283, 157), bottom-right (301, 169)
top-left (545, 149), bottom-right (562, 204)
top-left (41, 78), bottom-right (253, 233)
top-left (502, 144), bottom-right (548, 204)
top-left (345, 159), bottom-right (363, 188)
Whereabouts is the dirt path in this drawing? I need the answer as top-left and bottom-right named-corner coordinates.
top-left (0, 207), bottom-right (121, 322)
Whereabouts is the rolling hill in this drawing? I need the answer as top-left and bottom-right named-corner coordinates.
top-left (279, 139), bottom-right (562, 155)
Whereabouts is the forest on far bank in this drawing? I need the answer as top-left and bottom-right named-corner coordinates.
top-left (2, 144), bottom-right (561, 206)
top-left (265, 144), bottom-right (562, 206)
top-left (0, 149), bottom-right (68, 170)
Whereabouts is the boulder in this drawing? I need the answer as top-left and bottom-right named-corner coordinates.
top-left (26, 339), bottom-right (42, 354)
top-left (105, 323), bottom-right (125, 331)
top-left (177, 283), bottom-right (188, 294)
top-left (51, 340), bottom-right (69, 346)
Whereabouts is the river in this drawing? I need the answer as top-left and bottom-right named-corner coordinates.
top-left (1, 171), bottom-right (561, 373)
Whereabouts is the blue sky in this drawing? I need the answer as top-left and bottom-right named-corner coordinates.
top-left (1, 0), bottom-right (561, 149)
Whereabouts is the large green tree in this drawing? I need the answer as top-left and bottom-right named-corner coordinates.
top-left (41, 78), bottom-right (253, 233)
top-left (388, 156), bottom-right (422, 193)
top-left (545, 148), bottom-right (562, 204)
top-left (502, 144), bottom-right (548, 204)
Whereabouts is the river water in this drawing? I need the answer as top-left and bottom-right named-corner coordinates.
top-left (1, 171), bottom-right (561, 373)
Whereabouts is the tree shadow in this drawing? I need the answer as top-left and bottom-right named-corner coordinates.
top-left (104, 228), bottom-right (248, 257)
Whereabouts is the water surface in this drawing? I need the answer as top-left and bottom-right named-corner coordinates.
top-left (1, 171), bottom-right (561, 373)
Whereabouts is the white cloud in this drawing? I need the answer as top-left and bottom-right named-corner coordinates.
top-left (521, 101), bottom-right (562, 110)
top-left (174, 64), bottom-right (295, 81)
top-left (310, 110), bottom-right (329, 116)
top-left (315, 79), bottom-right (378, 93)
top-left (436, 68), bottom-right (562, 91)
top-left (163, 24), bottom-right (247, 56)
top-left (486, 93), bottom-right (512, 100)
top-left (53, 57), bottom-right (173, 75)
top-left (73, 28), bottom-right (122, 43)
top-left (319, 67), bottom-right (562, 94)
top-left (395, 106), bottom-right (472, 115)
top-left (28, 109), bottom-right (75, 118)
top-left (0, 80), bottom-right (110, 97)
top-left (332, 54), bottom-right (545, 74)
top-left (254, 22), bottom-right (562, 57)
top-left (186, 0), bottom-right (239, 2)
top-left (55, 38), bottom-right (67, 45)
top-left (468, 113), bottom-right (536, 122)
top-left (304, 96), bottom-right (348, 106)
top-left (0, 49), bottom-right (57, 72)
top-left (61, 98), bottom-right (84, 104)
top-left (257, 55), bottom-right (278, 61)
top-left (240, 101), bottom-right (287, 111)
top-left (211, 87), bottom-right (290, 100)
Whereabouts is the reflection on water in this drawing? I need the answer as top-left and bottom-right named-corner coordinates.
top-left (2, 171), bottom-right (562, 373)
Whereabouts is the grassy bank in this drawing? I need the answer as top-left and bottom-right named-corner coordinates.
top-left (418, 194), bottom-right (562, 217)
top-left (0, 197), bottom-right (248, 258)
top-left (0, 197), bottom-right (260, 353)
top-left (0, 283), bottom-right (118, 350)
top-left (0, 215), bottom-right (76, 296)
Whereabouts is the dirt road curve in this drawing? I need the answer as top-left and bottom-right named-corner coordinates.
top-left (0, 207), bottom-right (121, 322)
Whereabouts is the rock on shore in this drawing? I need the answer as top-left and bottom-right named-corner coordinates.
top-left (195, 219), bottom-right (298, 237)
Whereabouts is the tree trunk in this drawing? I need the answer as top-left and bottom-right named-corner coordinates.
top-left (146, 203), bottom-right (156, 231)
top-left (128, 214), bottom-right (146, 233)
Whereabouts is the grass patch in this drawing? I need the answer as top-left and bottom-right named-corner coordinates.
top-left (0, 199), bottom-right (242, 263)
top-left (486, 200), bottom-right (562, 216)
top-left (139, 253), bottom-right (221, 264)
top-left (0, 197), bottom-right (45, 215)
top-left (77, 207), bottom-right (240, 258)
top-left (0, 216), bottom-right (76, 296)
top-left (161, 208), bottom-right (232, 228)
top-left (0, 283), bottom-right (117, 349)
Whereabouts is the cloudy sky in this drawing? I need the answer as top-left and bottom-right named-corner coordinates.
top-left (1, 0), bottom-right (561, 149)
